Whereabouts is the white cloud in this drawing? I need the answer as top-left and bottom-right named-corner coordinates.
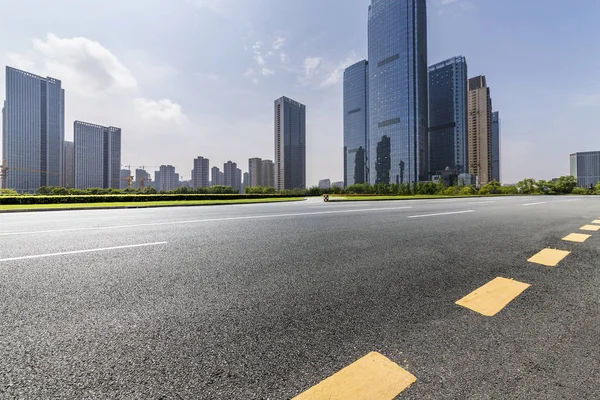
top-left (272, 37), bottom-right (286, 50)
top-left (442, 0), bottom-right (460, 4)
top-left (134, 98), bottom-right (187, 124)
top-left (280, 52), bottom-right (290, 64)
top-left (320, 51), bottom-right (360, 87)
top-left (244, 68), bottom-right (256, 78)
top-left (299, 57), bottom-right (322, 85)
top-left (254, 54), bottom-right (266, 66)
top-left (261, 68), bottom-right (274, 76)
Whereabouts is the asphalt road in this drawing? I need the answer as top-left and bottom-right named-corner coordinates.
top-left (1, 196), bottom-right (599, 399)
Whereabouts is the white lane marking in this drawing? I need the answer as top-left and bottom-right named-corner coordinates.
top-left (0, 207), bottom-right (413, 236)
top-left (408, 210), bottom-right (474, 218)
top-left (0, 242), bottom-right (168, 262)
top-left (523, 202), bottom-right (547, 206)
top-left (467, 201), bottom-right (497, 204)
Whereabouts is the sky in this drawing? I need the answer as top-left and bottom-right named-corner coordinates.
top-left (0, 0), bottom-right (599, 185)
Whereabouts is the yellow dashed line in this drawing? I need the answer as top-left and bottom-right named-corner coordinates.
top-left (455, 277), bottom-right (531, 317)
top-left (527, 248), bottom-right (571, 267)
top-left (562, 233), bottom-right (592, 243)
top-left (592, 220), bottom-right (600, 224)
top-left (293, 352), bottom-right (416, 400)
top-left (580, 225), bottom-right (600, 232)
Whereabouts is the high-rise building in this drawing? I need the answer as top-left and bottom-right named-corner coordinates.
top-left (467, 76), bottom-right (493, 186)
top-left (343, 60), bottom-right (369, 187)
top-left (261, 159), bottom-right (274, 188)
top-left (249, 157), bottom-right (263, 187)
top-left (235, 168), bottom-right (242, 193)
top-left (62, 141), bottom-right (75, 189)
top-left (74, 121), bottom-right (121, 189)
top-left (223, 161), bottom-right (237, 189)
top-left (120, 169), bottom-right (131, 190)
top-left (491, 111), bottom-right (501, 182)
top-left (242, 172), bottom-right (249, 193)
top-left (192, 156), bottom-right (210, 189)
top-left (210, 166), bottom-right (221, 186)
top-left (570, 152), bottom-right (600, 188)
top-left (158, 165), bottom-right (177, 192)
top-left (428, 56), bottom-right (468, 176)
top-left (2, 66), bottom-right (65, 192)
top-left (274, 96), bottom-right (306, 190)
top-left (153, 171), bottom-right (161, 190)
top-left (135, 168), bottom-right (150, 189)
top-left (368, 0), bottom-right (428, 184)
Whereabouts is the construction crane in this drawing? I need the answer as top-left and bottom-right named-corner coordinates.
top-left (138, 165), bottom-right (160, 190)
top-left (1, 159), bottom-right (59, 190)
top-left (120, 165), bottom-right (134, 189)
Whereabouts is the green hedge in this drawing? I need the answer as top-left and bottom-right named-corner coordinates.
top-left (0, 194), bottom-right (297, 205)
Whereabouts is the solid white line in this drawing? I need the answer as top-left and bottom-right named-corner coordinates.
top-left (523, 202), bottom-right (547, 206)
top-left (467, 201), bottom-right (497, 204)
top-left (0, 242), bottom-right (168, 262)
top-left (0, 207), bottom-right (413, 236)
top-left (408, 210), bottom-right (474, 218)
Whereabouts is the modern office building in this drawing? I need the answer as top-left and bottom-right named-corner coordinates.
top-left (210, 166), bottom-right (222, 186)
top-left (235, 168), bottom-right (242, 192)
top-left (467, 76), bottom-right (493, 186)
top-left (368, 0), bottom-right (428, 184)
top-left (318, 179), bottom-right (331, 189)
top-left (491, 111), bottom-right (501, 182)
top-left (158, 165), bottom-right (177, 192)
top-left (274, 96), bottom-right (306, 190)
top-left (120, 169), bottom-right (131, 190)
top-left (343, 60), bottom-right (369, 187)
top-left (570, 151), bottom-right (600, 188)
top-left (2, 66), bottom-right (65, 192)
top-left (249, 157), bottom-right (263, 187)
top-left (261, 159), bottom-right (274, 188)
top-left (428, 56), bottom-right (468, 176)
top-left (191, 156), bottom-right (210, 189)
top-left (332, 181), bottom-right (344, 189)
top-left (62, 141), bottom-right (75, 189)
top-left (74, 121), bottom-right (121, 189)
top-left (223, 161), bottom-right (238, 189)
top-left (135, 168), bottom-right (150, 189)
top-left (242, 172), bottom-right (249, 193)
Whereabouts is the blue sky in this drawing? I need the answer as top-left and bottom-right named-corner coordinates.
top-left (1, 0), bottom-right (598, 185)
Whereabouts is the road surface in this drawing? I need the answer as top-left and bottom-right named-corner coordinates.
top-left (1, 196), bottom-right (599, 399)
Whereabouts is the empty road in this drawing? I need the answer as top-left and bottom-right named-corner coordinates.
top-left (1, 196), bottom-right (599, 399)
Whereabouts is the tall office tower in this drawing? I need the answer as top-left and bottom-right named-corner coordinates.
top-left (274, 96), bottom-right (306, 190)
top-left (62, 141), bottom-right (75, 189)
top-left (467, 76), bottom-right (493, 186)
top-left (2, 66), bottom-right (65, 192)
top-left (368, 0), bottom-right (428, 185)
top-left (210, 166), bottom-right (220, 186)
top-left (219, 171), bottom-right (224, 186)
top-left (428, 56), bottom-right (468, 176)
top-left (120, 169), bottom-right (131, 189)
top-left (191, 156), bottom-right (210, 189)
top-left (223, 161), bottom-right (237, 189)
top-left (491, 111), bottom-right (501, 182)
top-left (242, 172), bottom-right (249, 192)
top-left (235, 168), bottom-right (242, 192)
top-left (570, 152), bottom-right (600, 188)
top-left (158, 165), bottom-right (177, 192)
top-left (343, 60), bottom-right (369, 187)
top-left (261, 159), bottom-right (274, 187)
top-left (249, 157), bottom-right (263, 186)
top-left (135, 168), bottom-right (150, 189)
top-left (74, 121), bottom-right (121, 189)
top-left (153, 171), bottom-right (161, 189)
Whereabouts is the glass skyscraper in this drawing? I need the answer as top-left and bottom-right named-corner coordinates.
top-left (343, 60), bottom-right (369, 187)
top-left (491, 111), bottom-right (501, 182)
top-left (74, 121), bottom-right (121, 189)
top-left (274, 96), bottom-right (306, 190)
top-left (570, 151), bottom-right (600, 188)
top-left (2, 66), bottom-right (65, 193)
top-left (428, 56), bottom-right (468, 175)
top-left (368, 0), bottom-right (428, 185)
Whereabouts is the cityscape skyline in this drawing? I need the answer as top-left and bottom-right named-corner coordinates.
top-left (0, 1), bottom-right (599, 186)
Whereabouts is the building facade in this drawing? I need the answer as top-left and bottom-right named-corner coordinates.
top-left (261, 159), bottom-right (274, 187)
top-left (192, 156), bottom-right (210, 189)
top-left (158, 165), bottom-right (177, 192)
top-left (249, 157), bottom-right (263, 187)
top-left (491, 111), bottom-right (501, 182)
top-left (428, 56), bottom-right (468, 176)
top-left (368, 0), bottom-right (428, 185)
top-left (2, 66), bottom-right (65, 192)
top-left (62, 141), bottom-right (75, 189)
top-left (343, 60), bottom-right (369, 187)
top-left (235, 168), bottom-right (242, 193)
top-left (274, 96), bottom-right (306, 190)
top-left (74, 121), bottom-right (121, 189)
top-left (135, 168), bottom-right (150, 189)
top-left (318, 179), bottom-right (331, 189)
top-left (223, 161), bottom-right (238, 189)
top-left (242, 172), bottom-right (249, 193)
top-left (467, 76), bottom-right (493, 186)
top-left (570, 151), bottom-right (600, 188)
top-left (120, 169), bottom-right (131, 190)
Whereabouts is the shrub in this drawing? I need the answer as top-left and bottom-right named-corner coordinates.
top-left (461, 186), bottom-right (476, 195)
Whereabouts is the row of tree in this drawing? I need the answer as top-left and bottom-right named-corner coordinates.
top-left (0, 175), bottom-right (590, 197)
